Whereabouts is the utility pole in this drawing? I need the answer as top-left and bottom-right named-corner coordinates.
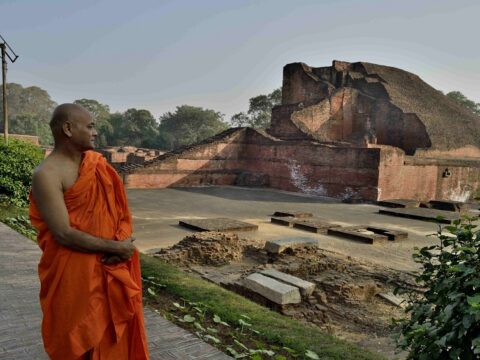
top-left (1, 43), bottom-right (8, 145)
top-left (0, 34), bottom-right (19, 146)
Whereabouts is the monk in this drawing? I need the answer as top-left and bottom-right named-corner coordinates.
top-left (29, 103), bottom-right (149, 359)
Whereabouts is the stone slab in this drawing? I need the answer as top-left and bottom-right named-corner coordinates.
top-left (428, 200), bottom-right (470, 212)
top-left (272, 210), bottom-right (313, 218)
top-left (327, 226), bottom-right (389, 244)
top-left (260, 269), bottom-right (315, 297)
top-left (264, 237), bottom-right (318, 254)
top-left (377, 199), bottom-right (420, 208)
top-left (365, 226), bottom-right (408, 241)
top-left (377, 292), bottom-right (405, 307)
top-left (271, 217), bottom-right (340, 234)
top-left (291, 218), bottom-right (341, 234)
top-left (378, 208), bottom-right (461, 224)
top-left (242, 273), bottom-right (301, 305)
top-left (179, 218), bottom-right (258, 232)
top-left (270, 216), bottom-right (294, 227)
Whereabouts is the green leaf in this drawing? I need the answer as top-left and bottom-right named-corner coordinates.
top-left (172, 302), bottom-right (184, 309)
top-left (183, 314), bottom-right (195, 323)
top-left (305, 349), bottom-right (320, 359)
top-left (238, 318), bottom-right (252, 327)
top-left (467, 295), bottom-right (480, 309)
top-left (234, 339), bottom-right (249, 351)
top-left (147, 287), bottom-right (156, 296)
top-left (204, 335), bottom-right (221, 344)
top-left (213, 314), bottom-right (230, 326)
top-left (194, 322), bottom-right (205, 332)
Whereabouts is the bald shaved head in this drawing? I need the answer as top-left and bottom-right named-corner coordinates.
top-left (49, 103), bottom-right (97, 149)
top-left (50, 103), bottom-right (91, 136)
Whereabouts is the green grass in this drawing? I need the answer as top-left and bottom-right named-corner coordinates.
top-left (0, 203), bottom-right (29, 220)
top-left (0, 203), bottom-right (37, 240)
top-left (141, 255), bottom-right (385, 360)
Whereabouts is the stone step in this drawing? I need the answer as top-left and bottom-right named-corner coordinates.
top-left (242, 273), bottom-right (301, 305)
top-left (264, 237), bottom-right (318, 254)
top-left (260, 269), bottom-right (315, 297)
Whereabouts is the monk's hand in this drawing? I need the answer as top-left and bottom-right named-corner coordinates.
top-left (115, 237), bottom-right (136, 261)
top-left (101, 254), bottom-right (124, 265)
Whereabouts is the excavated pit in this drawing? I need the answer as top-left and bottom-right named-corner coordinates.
top-left (152, 231), bottom-right (419, 357)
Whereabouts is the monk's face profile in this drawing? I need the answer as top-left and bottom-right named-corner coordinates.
top-left (68, 111), bottom-right (98, 151)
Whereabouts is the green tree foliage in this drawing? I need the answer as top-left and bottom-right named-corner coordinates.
top-left (0, 138), bottom-right (44, 206)
top-left (158, 105), bottom-right (228, 150)
top-left (73, 99), bottom-right (113, 147)
top-left (231, 88), bottom-right (282, 129)
top-left (110, 108), bottom-right (158, 148)
top-left (446, 91), bottom-right (480, 116)
top-left (0, 83), bottom-right (57, 145)
top-left (395, 218), bottom-right (480, 359)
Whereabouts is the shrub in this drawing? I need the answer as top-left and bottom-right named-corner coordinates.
top-left (395, 217), bottom-right (480, 359)
top-left (0, 138), bottom-right (44, 206)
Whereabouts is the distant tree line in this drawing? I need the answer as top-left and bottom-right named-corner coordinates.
top-left (1, 83), bottom-right (477, 151)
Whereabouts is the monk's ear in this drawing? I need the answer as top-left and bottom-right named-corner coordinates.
top-left (62, 121), bottom-right (73, 138)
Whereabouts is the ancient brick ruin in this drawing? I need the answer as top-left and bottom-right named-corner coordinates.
top-left (98, 147), bottom-right (164, 171)
top-left (120, 60), bottom-right (480, 202)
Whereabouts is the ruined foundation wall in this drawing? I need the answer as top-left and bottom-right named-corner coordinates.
top-left (124, 129), bottom-right (382, 201)
top-left (240, 133), bottom-right (381, 201)
top-left (377, 146), bottom-right (480, 201)
top-left (123, 130), bottom-right (249, 188)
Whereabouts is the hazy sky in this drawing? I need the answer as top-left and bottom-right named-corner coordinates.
top-left (1, 0), bottom-right (479, 120)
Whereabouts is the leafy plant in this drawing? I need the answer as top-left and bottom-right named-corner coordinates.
top-left (395, 216), bottom-right (480, 359)
top-left (0, 138), bottom-right (43, 207)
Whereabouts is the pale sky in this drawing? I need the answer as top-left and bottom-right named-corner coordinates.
top-left (1, 0), bottom-right (479, 120)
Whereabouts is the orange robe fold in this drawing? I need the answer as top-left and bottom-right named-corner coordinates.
top-left (29, 151), bottom-right (149, 360)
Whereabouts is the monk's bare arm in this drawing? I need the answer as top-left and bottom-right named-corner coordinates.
top-left (32, 168), bottom-right (134, 259)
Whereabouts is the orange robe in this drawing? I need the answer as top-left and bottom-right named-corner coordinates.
top-left (29, 151), bottom-right (149, 360)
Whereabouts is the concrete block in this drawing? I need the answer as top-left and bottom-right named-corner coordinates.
top-left (264, 237), bottom-right (318, 254)
top-left (242, 273), bottom-right (301, 305)
top-left (260, 269), bottom-right (315, 297)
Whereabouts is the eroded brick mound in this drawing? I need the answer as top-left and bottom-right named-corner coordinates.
top-left (269, 60), bottom-right (480, 155)
top-left (154, 231), bottom-right (261, 266)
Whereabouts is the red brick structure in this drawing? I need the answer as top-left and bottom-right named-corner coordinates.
top-left (121, 61), bottom-right (480, 202)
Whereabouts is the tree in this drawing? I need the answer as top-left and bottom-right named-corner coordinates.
top-left (158, 105), bottom-right (228, 150)
top-left (110, 108), bottom-right (158, 148)
top-left (446, 91), bottom-right (480, 116)
top-left (395, 218), bottom-right (480, 359)
top-left (73, 99), bottom-right (113, 147)
top-left (0, 83), bottom-right (57, 145)
top-left (231, 88), bottom-right (282, 129)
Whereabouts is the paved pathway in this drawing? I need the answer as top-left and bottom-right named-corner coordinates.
top-left (0, 222), bottom-right (230, 360)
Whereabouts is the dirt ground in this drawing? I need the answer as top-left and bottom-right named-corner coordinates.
top-left (153, 231), bottom-right (419, 358)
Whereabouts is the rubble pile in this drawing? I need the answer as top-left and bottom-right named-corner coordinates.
top-left (154, 231), bottom-right (262, 266)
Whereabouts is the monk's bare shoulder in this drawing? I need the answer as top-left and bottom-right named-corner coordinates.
top-left (33, 154), bottom-right (79, 192)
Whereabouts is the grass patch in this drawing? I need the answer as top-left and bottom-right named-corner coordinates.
top-left (141, 255), bottom-right (385, 360)
top-left (0, 203), bottom-right (37, 240)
